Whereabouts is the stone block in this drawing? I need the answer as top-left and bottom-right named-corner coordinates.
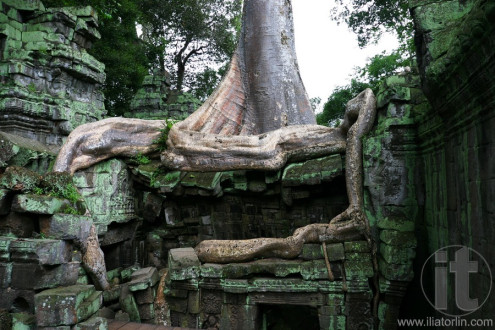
top-left (12, 312), bottom-right (36, 329)
top-left (0, 237), bottom-right (15, 261)
top-left (344, 258), bottom-right (374, 280)
top-left (119, 284), bottom-right (140, 322)
top-left (73, 316), bottom-right (107, 330)
top-left (39, 214), bottom-right (92, 241)
top-left (377, 216), bottom-right (415, 231)
top-left (138, 303), bottom-right (155, 320)
top-left (0, 262), bottom-right (12, 288)
top-left (168, 248), bottom-right (200, 281)
top-left (166, 297), bottom-right (188, 313)
top-left (282, 155), bottom-right (343, 187)
top-left (134, 286), bottom-right (156, 305)
top-left (344, 241), bottom-right (370, 253)
top-left (9, 239), bottom-right (71, 265)
top-left (11, 262), bottom-right (80, 290)
top-left (378, 257), bottom-right (414, 281)
top-left (35, 285), bottom-right (102, 327)
top-left (11, 194), bottom-right (70, 215)
top-left (102, 284), bottom-right (120, 303)
top-left (379, 245), bottom-right (416, 264)
top-left (318, 315), bottom-right (346, 330)
top-left (128, 267), bottom-right (159, 292)
top-left (0, 288), bottom-right (35, 313)
top-left (299, 244), bottom-right (323, 260)
top-left (326, 243), bottom-right (345, 261)
top-left (379, 230), bottom-right (417, 247)
top-left (0, 167), bottom-right (41, 192)
top-left (188, 290), bottom-right (200, 314)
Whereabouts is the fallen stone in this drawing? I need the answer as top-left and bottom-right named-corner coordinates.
top-left (134, 286), bottom-right (156, 305)
top-left (11, 262), bottom-right (80, 290)
top-left (168, 248), bottom-right (200, 281)
top-left (11, 194), bottom-right (70, 215)
top-left (128, 267), bottom-right (159, 292)
top-left (138, 303), bottom-right (155, 320)
top-left (102, 284), bottom-right (120, 303)
top-left (73, 316), bottom-right (107, 330)
top-left (114, 310), bottom-right (130, 322)
top-left (9, 239), bottom-right (71, 265)
top-left (96, 307), bottom-right (115, 319)
top-left (39, 214), bottom-right (92, 241)
top-left (35, 285), bottom-right (102, 327)
top-left (119, 284), bottom-right (140, 322)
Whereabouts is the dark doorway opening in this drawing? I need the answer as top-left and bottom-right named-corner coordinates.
top-left (0, 34), bottom-right (6, 61)
top-left (259, 304), bottom-right (319, 330)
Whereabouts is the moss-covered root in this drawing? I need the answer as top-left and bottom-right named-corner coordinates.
top-left (195, 218), bottom-right (365, 263)
top-left (80, 225), bottom-right (110, 291)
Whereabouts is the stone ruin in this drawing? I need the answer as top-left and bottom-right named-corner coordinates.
top-left (0, 0), bottom-right (494, 329)
top-left (0, 0), bottom-right (105, 147)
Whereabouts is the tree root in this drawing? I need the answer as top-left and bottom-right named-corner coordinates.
top-left (195, 209), bottom-right (365, 263)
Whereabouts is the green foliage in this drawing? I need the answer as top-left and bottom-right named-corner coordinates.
top-left (331, 0), bottom-right (413, 53)
top-left (33, 186), bottom-right (44, 195)
top-left (61, 205), bottom-right (79, 215)
top-left (317, 79), bottom-right (371, 127)
top-left (133, 153), bottom-right (151, 165)
top-left (317, 50), bottom-right (408, 127)
top-left (310, 97), bottom-right (321, 112)
top-left (26, 82), bottom-right (37, 94)
top-left (154, 119), bottom-right (179, 151)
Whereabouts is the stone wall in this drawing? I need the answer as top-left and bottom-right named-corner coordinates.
top-left (410, 0), bottom-right (495, 322)
top-left (0, 0), bottom-right (106, 146)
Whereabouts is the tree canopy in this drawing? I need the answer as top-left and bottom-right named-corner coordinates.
top-left (139, 0), bottom-right (241, 93)
top-left (330, 0), bottom-right (412, 51)
top-left (317, 50), bottom-right (408, 127)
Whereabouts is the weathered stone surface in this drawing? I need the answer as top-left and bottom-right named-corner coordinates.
top-left (73, 316), bottom-right (107, 330)
top-left (0, 2), bottom-right (105, 146)
top-left (39, 214), bottom-right (92, 241)
top-left (9, 239), bottom-right (71, 265)
top-left (0, 288), bottom-right (35, 313)
top-left (299, 244), bottom-right (323, 260)
top-left (73, 159), bottom-right (135, 233)
top-left (1, 209), bottom-right (36, 239)
top-left (0, 167), bottom-right (41, 192)
top-left (11, 262), bottom-right (79, 290)
top-left (34, 285), bottom-right (102, 326)
top-left (11, 312), bottom-right (36, 329)
top-left (134, 286), bottom-right (156, 305)
top-left (379, 230), bottom-right (417, 248)
top-left (0, 262), bottom-right (12, 288)
top-left (326, 243), bottom-right (345, 261)
top-left (281, 154), bottom-right (344, 187)
top-left (119, 284), bottom-right (140, 323)
top-left (126, 70), bottom-right (197, 120)
top-left (12, 194), bottom-right (70, 215)
top-left (168, 248), bottom-right (200, 281)
top-left (128, 267), bottom-right (159, 292)
top-left (0, 237), bottom-right (14, 262)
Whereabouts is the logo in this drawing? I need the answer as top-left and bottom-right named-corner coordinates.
top-left (421, 245), bottom-right (492, 317)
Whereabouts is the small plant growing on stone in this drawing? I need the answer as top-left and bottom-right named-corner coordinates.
top-left (154, 119), bottom-right (178, 151)
top-left (26, 82), bottom-right (37, 94)
top-left (33, 186), bottom-right (44, 195)
top-left (133, 153), bottom-right (151, 165)
top-left (61, 205), bottom-right (79, 215)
